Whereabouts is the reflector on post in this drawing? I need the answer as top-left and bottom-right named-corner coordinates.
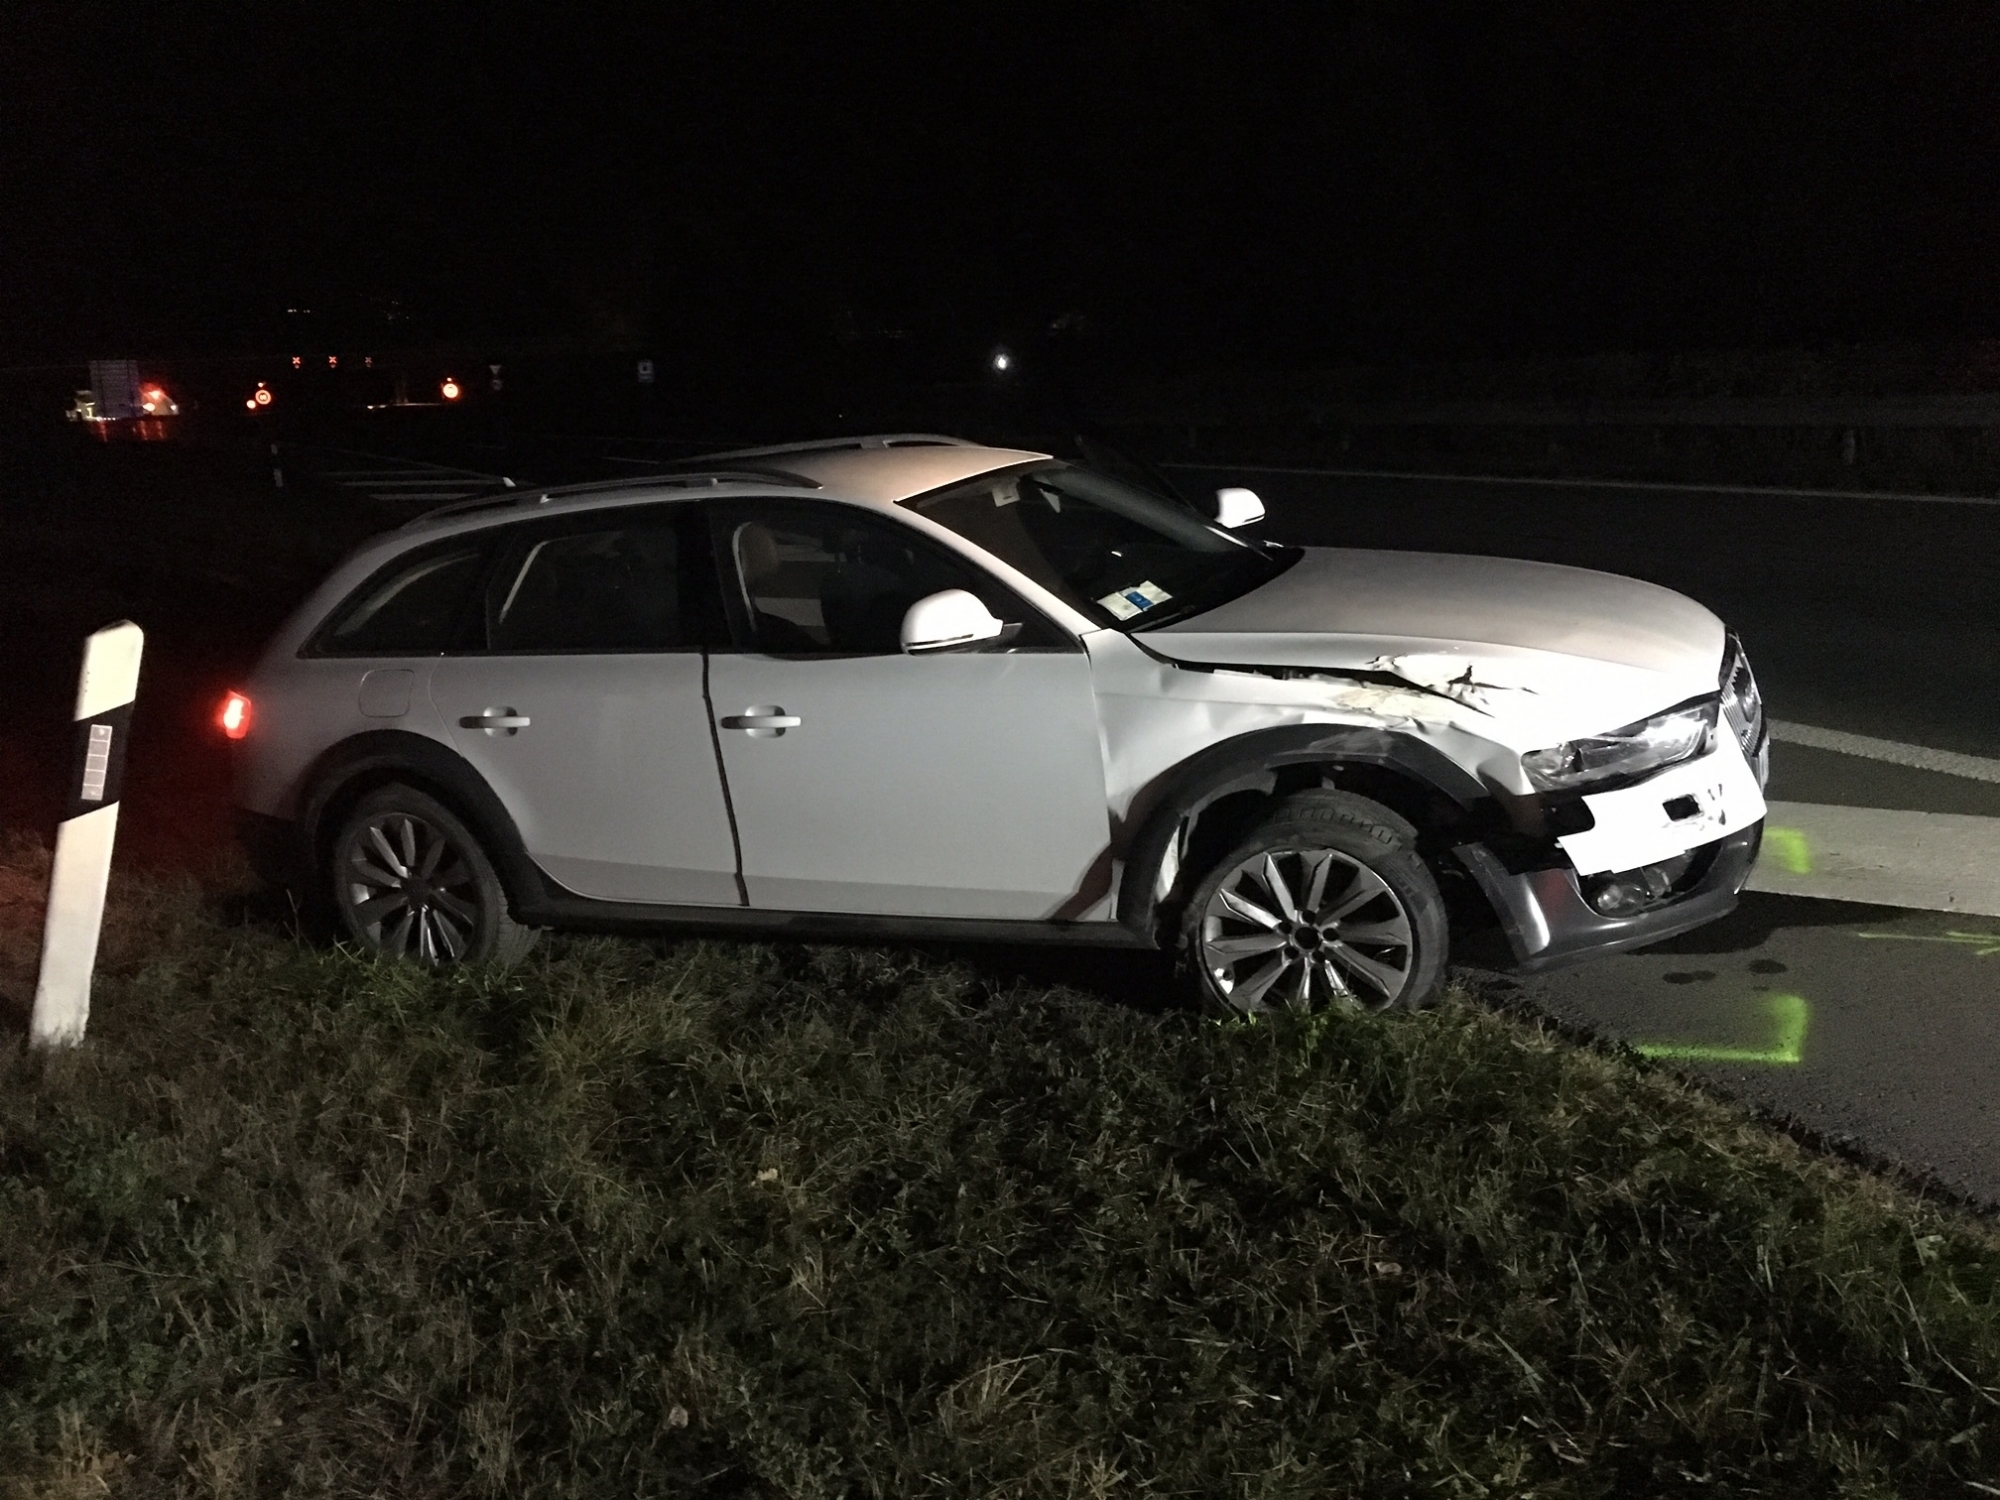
top-left (30, 622), bottom-right (144, 1049)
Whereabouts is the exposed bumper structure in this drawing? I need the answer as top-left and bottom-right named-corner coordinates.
top-left (1456, 821), bottom-right (1763, 973)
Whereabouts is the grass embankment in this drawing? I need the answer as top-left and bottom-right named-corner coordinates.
top-left (4, 844), bottom-right (2000, 1498)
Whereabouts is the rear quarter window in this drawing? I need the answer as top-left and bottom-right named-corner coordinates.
top-left (306, 537), bottom-right (486, 656)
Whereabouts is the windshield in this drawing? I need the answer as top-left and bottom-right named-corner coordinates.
top-left (902, 462), bottom-right (1297, 630)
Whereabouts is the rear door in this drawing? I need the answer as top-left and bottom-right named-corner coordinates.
top-left (704, 499), bottom-right (1113, 921)
top-left (428, 502), bottom-right (742, 905)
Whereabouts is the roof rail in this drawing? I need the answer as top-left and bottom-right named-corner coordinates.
top-left (549, 466), bottom-right (823, 493)
top-left (685, 433), bottom-right (977, 462)
top-left (404, 484), bottom-right (527, 526)
top-left (405, 466), bottom-right (822, 527)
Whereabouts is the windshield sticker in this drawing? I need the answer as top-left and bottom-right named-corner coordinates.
top-left (990, 479), bottom-right (1020, 507)
top-left (1096, 580), bottom-right (1173, 620)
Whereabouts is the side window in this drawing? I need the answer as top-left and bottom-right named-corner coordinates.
top-left (310, 537), bottom-right (485, 656)
top-left (482, 505), bottom-right (722, 653)
top-left (716, 503), bottom-right (1070, 656)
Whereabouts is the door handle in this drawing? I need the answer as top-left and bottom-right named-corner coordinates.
top-left (720, 706), bottom-right (801, 738)
top-left (460, 710), bottom-right (531, 735)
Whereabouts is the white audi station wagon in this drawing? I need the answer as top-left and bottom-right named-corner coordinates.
top-left (229, 435), bottom-right (1768, 1013)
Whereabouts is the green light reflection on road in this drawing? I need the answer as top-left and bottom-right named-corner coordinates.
top-left (1764, 826), bottom-right (1813, 875)
top-left (1635, 992), bottom-right (1809, 1066)
top-left (1855, 930), bottom-right (2000, 957)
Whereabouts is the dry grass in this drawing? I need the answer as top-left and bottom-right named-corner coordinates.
top-left (3, 843), bottom-right (1999, 1498)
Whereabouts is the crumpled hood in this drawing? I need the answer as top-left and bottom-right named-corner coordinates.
top-left (1147, 546), bottom-right (1727, 738)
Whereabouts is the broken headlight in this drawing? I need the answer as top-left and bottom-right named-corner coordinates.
top-left (1522, 697), bottom-right (1718, 793)
top-left (1719, 635), bottom-right (1764, 758)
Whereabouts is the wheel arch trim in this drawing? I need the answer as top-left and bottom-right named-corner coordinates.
top-left (298, 730), bottom-right (546, 919)
top-left (1115, 722), bottom-right (1489, 938)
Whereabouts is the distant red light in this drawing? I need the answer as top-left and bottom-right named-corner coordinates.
top-left (217, 691), bottom-right (253, 740)
top-left (253, 385), bottom-right (272, 406)
top-left (291, 355), bottom-right (302, 369)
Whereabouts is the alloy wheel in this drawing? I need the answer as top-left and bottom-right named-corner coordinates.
top-left (1198, 846), bottom-right (1417, 1012)
top-left (340, 810), bottom-right (483, 963)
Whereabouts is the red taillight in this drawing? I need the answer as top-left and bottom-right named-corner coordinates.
top-left (218, 691), bottom-right (253, 740)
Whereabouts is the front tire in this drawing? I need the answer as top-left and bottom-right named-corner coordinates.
top-left (1178, 791), bottom-right (1448, 1014)
top-left (330, 784), bottom-right (538, 966)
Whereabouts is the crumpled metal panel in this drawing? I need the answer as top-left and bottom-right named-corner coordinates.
top-left (1146, 547), bottom-right (1730, 748)
top-left (1083, 631), bottom-right (1532, 831)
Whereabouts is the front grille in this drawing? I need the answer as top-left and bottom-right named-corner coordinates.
top-left (1718, 636), bottom-right (1765, 758)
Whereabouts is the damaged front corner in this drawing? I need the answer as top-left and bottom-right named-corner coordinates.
top-left (1555, 738), bottom-right (1767, 877)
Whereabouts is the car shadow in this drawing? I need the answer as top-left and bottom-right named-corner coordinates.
top-left (929, 941), bottom-right (1183, 1016)
top-left (1455, 893), bottom-right (1889, 981)
top-left (1623, 891), bottom-right (1890, 956)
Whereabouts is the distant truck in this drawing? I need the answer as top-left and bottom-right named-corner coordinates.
top-left (69, 359), bottom-right (179, 439)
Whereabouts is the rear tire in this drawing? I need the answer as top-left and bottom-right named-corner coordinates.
top-left (1177, 790), bottom-right (1448, 1014)
top-left (329, 784), bottom-right (538, 967)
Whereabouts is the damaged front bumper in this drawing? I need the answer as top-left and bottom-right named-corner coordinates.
top-left (1454, 733), bottom-right (1768, 972)
top-left (1550, 733), bottom-right (1766, 877)
top-left (1456, 822), bottom-right (1763, 972)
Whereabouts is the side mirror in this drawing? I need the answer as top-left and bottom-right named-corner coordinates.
top-left (900, 588), bottom-right (1007, 654)
top-left (1214, 487), bottom-right (1266, 529)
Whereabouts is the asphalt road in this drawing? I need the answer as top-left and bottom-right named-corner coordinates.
top-left (1491, 893), bottom-right (2000, 1204)
top-left (1172, 463), bottom-right (2000, 1205)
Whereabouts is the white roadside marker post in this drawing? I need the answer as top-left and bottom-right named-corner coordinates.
top-left (29, 621), bottom-right (144, 1049)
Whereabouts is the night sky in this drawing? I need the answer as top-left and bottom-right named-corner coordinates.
top-left (9, 4), bottom-right (2000, 368)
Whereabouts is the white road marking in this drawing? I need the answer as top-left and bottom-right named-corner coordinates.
top-left (1160, 462), bottom-right (2000, 507)
top-left (1767, 721), bottom-right (2000, 784)
top-left (1750, 801), bottom-right (2000, 917)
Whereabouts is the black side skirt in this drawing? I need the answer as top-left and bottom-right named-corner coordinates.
top-left (523, 883), bottom-right (1158, 949)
